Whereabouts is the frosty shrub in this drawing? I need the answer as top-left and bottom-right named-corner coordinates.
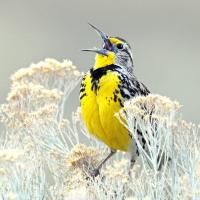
top-left (118, 95), bottom-right (200, 199)
top-left (0, 58), bottom-right (199, 200)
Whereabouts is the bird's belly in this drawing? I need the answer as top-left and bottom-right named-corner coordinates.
top-left (80, 72), bottom-right (131, 151)
top-left (81, 92), bottom-right (108, 142)
top-left (80, 74), bottom-right (108, 144)
top-left (97, 74), bottom-right (131, 151)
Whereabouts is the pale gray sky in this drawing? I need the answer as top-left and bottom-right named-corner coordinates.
top-left (0, 0), bottom-right (199, 123)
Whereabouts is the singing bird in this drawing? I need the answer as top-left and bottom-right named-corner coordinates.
top-left (80, 24), bottom-right (150, 176)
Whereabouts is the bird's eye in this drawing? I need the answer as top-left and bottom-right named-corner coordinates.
top-left (116, 43), bottom-right (124, 49)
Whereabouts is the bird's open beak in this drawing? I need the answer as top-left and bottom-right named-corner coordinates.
top-left (82, 23), bottom-right (113, 56)
top-left (82, 48), bottom-right (108, 56)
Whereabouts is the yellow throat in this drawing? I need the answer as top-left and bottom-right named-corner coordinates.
top-left (93, 52), bottom-right (115, 70)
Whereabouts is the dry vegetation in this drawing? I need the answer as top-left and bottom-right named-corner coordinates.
top-left (0, 58), bottom-right (199, 200)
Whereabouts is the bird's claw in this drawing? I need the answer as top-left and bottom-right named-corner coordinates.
top-left (89, 168), bottom-right (100, 178)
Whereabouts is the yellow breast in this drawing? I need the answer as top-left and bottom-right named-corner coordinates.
top-left (80, 70), bottom-right (131, 151)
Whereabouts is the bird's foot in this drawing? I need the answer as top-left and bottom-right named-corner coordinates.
top-left (85, 168), bottom-right (100, 180)
top-left (87, 168), bottom-right (100, 179)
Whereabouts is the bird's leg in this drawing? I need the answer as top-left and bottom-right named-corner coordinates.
top-left (157, 151), bottom-right (172, 171)
top-left (130, 157), bottom-right (136, 169)
top-left (128, 157), bottom-right (136, 177)
top-left (128, 140), bottom-right (140, 177)
top-left (89, 149), bottom-right (116, 177)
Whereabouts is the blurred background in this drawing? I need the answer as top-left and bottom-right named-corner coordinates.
top-left (0, 0), bottom-right (199, 123)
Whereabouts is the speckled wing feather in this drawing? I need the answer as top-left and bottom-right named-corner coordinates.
top-left (117, 72), bottom-right (150, 102)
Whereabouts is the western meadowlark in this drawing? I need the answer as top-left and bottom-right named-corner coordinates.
top-left (80, 24), bottom-right (150, 176)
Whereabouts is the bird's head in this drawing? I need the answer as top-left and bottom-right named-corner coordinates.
top-left (82, 24), bottom-right (134, 74)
